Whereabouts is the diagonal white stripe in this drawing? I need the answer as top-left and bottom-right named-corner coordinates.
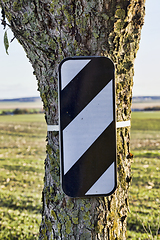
top-left (63, 80), bottom-right (113, 175)
top-left (61, 59), bottom-right (91, 90)
top-left (85, 162), bottom-right (115, 195)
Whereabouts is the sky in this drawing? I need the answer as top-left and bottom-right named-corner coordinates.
top-left (0, 0), bottom-right (160, 99)
top-left (132, 0), bottom-right (160, 96)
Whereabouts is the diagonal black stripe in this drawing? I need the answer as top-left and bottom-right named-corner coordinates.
top-left (62, 121), bottom-right (116, 197)
top-left (60, 57), bottom-right (114, 130)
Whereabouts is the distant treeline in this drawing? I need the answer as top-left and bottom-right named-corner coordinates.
top-left (144, 106), bottom-right (160, 111)
top-left (132, 107), bottom-right (160, 112)
top-left (0, 97), bottom-right (41, 102)
top-left (0, 108), bottom-right (44, 115)
top-left (132, 96), bottom-right (160, 102)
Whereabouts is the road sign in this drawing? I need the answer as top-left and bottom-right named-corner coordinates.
top-left (59, 56), bottom-right (117, 197)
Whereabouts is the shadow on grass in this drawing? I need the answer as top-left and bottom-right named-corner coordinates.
top-left (0, 192), bottom-right (41, 213)
top-left (128, 212), bottom-right (160, 237)
top-left (0, 234), bottom-right (38, 240)
top-left (134, 152), bottom-right (160, 158)
top-left (2, 164), bottom-right (42, 173)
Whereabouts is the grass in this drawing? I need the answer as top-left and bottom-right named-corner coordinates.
top-left (0, 111), bottom-right (159, 239)
top-left (128, 111), bottom-right (160, 239)
top-left (0, 114), bottom-right (46, 239)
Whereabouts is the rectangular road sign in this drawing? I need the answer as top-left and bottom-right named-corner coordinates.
top-left (59, 56), bottom-right (117, 197)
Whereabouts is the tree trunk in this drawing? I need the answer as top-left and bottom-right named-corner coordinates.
top-left (0, 0), bottom-right (145, 239)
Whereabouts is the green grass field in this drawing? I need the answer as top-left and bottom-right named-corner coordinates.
top-left (128, 111), bottom-right (160, 239)
top-left (0, 112), bottom-right (159, 239)
top-left (0, 114), bottom-right (46, 239)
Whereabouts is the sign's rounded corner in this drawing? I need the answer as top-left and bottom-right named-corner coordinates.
top-left (58, 57), bottom-right (73, 71)
top-left (103, 56), bottom-right (115, 70)
top-left (61, 186), bottom-right (75, 198)
top-left (108, 181), bottom-right (117, 196)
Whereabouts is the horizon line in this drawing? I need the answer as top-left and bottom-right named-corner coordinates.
top-left (1, 95), bottom-right (160, 101)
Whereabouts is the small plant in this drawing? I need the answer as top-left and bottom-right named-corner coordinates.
top-left (128, 210), bottom-right (160, 239)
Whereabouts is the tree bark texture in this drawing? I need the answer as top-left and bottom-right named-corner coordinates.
top-left (0, 0), bottom-right (145, 239)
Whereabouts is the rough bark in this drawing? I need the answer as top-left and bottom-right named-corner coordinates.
top-left (0, 0), bottom-right (145, 239)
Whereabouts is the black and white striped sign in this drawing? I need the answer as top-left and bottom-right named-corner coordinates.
top-left (59, 56), bottom-right (117, 197)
